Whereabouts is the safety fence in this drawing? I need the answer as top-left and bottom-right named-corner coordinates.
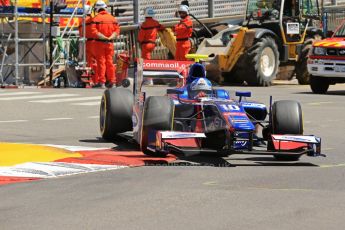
top-left (112, 0), bottom-right (246, 24)
top-left (323, 5), bottom-right (345, 35)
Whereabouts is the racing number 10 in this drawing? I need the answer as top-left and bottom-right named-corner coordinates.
top-left (220, 104), bottom-right (240, 111)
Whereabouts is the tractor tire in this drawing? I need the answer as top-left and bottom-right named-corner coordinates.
top-left (239, 36), bottom-right (279, 86)
top-left (310, 75), bottom-right (329, 94)
top-left (141, 96), bottom-right (174, 157)
top-left (100, 88), bottom-right (133, 141)
top-left (271, 100), bottom-right (303, 161)
top-left (295, 35), bottom-right (322, 85)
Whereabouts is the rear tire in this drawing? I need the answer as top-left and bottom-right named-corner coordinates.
top-left (310, 75), bottom-right (329, 94)
top-left (238, 36), bottom-right (279, 86)
top-left (271, 100), bottom-right (303, 161)
top-left (141, 96), bottom-right (174, 157)
top-left (100, 88), bottom-right (133, 141)
top-left (295, 35), bottom-right (322, 85)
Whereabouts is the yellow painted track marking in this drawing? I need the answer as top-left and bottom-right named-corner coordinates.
top-left (0, 143), bottom-right (81, 166)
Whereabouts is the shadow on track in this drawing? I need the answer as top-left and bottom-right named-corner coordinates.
top-left (294, 90), bottom-right (345, 96)
top-left (144, 154), bottom-right (318, 168)
top-left (227, 156), bottom-right (318, 167)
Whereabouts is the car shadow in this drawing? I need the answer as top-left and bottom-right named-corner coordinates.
top-left (228, 156), bottom-right (318, 167)
top-left (294, 90), bottom-right (345, 96)
top-left (79, 136), bottom-right (139, 151)
top-left (144, 154), bottom-right (318, 167)
top-left (79, 138), bottom-right (110, 144)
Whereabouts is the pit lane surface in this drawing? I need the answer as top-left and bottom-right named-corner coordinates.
top-left (1, 83), bottom-right (345, 229)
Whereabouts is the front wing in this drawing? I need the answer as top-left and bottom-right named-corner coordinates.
top-left (147, 131), bottom-right (323, 157)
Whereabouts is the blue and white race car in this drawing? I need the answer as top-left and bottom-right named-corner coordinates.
top-left (100, 55), bottom-right (322, 161)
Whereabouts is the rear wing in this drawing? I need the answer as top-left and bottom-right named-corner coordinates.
top-left (143, 59), bottom-right (193, 82)
top-left (134, 58), bottom-right (193, 99)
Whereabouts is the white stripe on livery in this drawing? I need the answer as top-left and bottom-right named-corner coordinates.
top-left (0, 94), bottom-right (78, 101)
top-left (30, 96), bottom-right (101, 103)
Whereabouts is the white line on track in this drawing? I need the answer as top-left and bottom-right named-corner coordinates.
top-left (72, 101), bottom-right (100, 106)
top-left (0, 92), bottom-right (41, 97)
top-left (43, 118), bottom-right (73, 121)
top-left (88, 116), bottom-right (99, 119)
top-left (0, 94), bottom-right (78, 101)
top-left (30, 96), bottom-right (101, 103)
top-left (0, 120), bottom-right (28, 123)
top-left (307, 101), bottom-right (334, 106)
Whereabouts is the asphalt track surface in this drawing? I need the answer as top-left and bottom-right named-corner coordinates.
top-left (1, 82), bottom-right (345, 229)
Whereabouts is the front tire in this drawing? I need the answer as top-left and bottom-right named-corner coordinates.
top-left (310, 75), bottom-right (329, 94)
top-left (100, 88), bottom-right (133, 141)
top-left (141, 96), bottom-right (174, 157)
top-left (295, 35), bottom-right (322, 85)
top-left (241, 36), bottom-right (280, 86)
top-left (271, 100), bottom-right (303, 161)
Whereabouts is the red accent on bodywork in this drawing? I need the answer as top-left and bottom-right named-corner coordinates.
top-left (272, 140), bottom-right (308, 151)
top-left (164, 138), bottom-right (200, 148)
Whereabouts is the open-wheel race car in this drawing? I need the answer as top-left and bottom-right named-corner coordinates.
top-left (100, 55), bottom-right (323, 161)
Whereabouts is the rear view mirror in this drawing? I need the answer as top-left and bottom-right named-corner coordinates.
top-left (236, 91), bottom-right (251, 102)
top-left (236, 91), bottom-right (251, 97)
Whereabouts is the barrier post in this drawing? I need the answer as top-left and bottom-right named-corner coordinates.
top-left (133, 0), bottom-right (140, 24)
top-left (208, 0), bottom-right (214, 18)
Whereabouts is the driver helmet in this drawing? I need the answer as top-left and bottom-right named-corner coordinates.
top-left (189, 78), bottom-right (213, 98)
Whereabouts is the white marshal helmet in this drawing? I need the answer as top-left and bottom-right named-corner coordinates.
top-left (94, 0), bottom-right (107, 12)
top-left (178, 4), bottom-right (189, 14)
top-left (84, 5), bottom-right (92, 15)
top-left (144, 7), bottom-right (155, 17)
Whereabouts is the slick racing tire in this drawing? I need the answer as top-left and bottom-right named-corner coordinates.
top-left (310, 75), bottom-right (329, 94)
top-left (141, 96), bottom-right (174, 157)
top-left (241, 36), bottom-right (279, 86)
top-left (100, 88), bottom-right (133, 141)
top-left (271, 100), bottom-right (303, 161)
top-left (295, 35), bottom-right (322, 85)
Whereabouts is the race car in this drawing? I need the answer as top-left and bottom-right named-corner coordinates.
top-left (100, 55), bottom-right (322, 161)
top-left (307, 20), bottom-right (345, 94)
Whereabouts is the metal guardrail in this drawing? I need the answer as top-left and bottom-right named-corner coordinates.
top-left (111, 0), bottom-right (246, 24)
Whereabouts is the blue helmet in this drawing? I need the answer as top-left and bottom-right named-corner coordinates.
top-left (189, 78), bottom-right (213, 98)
